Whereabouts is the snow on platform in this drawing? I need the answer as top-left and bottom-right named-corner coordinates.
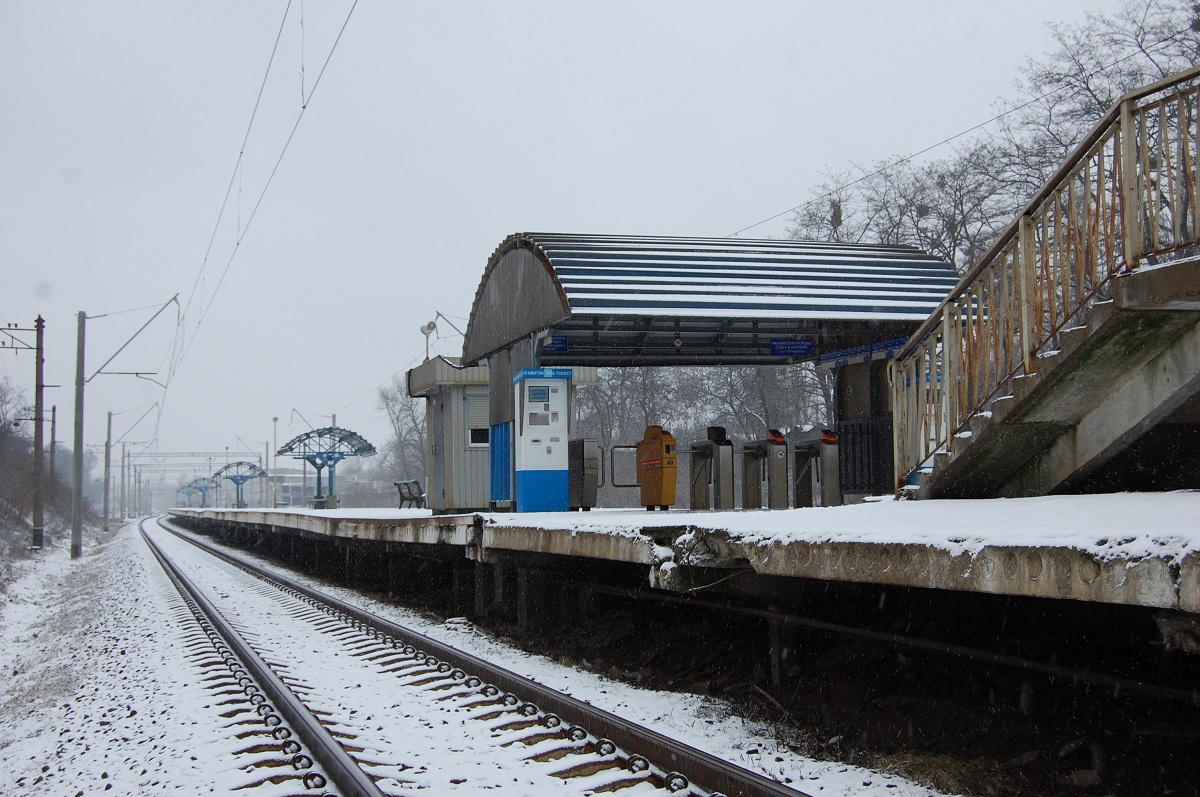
top-left (170, 491), bottom-right (1200, 613)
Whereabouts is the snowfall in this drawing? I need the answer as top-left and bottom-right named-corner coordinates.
top-left (2, 491), bottom-right (1198, 796)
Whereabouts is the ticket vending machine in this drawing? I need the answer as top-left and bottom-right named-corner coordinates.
top-left (513, 367), bottom-right (572, 512)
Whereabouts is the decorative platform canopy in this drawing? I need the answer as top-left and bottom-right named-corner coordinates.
top-left (176, 484), bottom-right (200, 507)
top-left (214, 461), bottom-right (267, 505)
top-left (463, 233), bottom-right (962, 366)
top-left (276, 426), bottom-right (376, 499)
top-left (182, 476), bottom-right (220, 507)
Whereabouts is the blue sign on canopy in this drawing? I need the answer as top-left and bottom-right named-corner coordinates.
top-left (540, 335), bottom-right (569, 353)
top-left (770, 339), bottom-right (814, 357)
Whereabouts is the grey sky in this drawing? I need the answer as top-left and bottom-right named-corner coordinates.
top-left (1, 0), bottom-right (1127, 470)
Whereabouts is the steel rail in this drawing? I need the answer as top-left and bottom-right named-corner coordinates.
top-left (155, 516), bottom-right (812, 797)
top-left (140, 522), bottom-right (386, 797)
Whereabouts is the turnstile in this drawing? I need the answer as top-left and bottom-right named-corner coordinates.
top-left (741, 430), bottom-right (788, 509)
top-left (689, 426), bottom-right (734, 510)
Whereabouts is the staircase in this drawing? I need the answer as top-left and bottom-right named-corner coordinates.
top-left (892, 65), bottom-right (1200, 498)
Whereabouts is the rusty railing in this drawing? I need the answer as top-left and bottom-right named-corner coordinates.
top-left (891, 64), bottom-right (1200, 490)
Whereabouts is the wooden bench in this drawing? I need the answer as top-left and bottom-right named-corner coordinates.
top-left (394, 480), bottom-right (425, 509)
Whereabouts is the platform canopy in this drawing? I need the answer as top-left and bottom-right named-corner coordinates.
top-left (462, 233), bottom-right (962, 366)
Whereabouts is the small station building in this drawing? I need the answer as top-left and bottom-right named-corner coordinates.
top-left (411, 232), bottom-right (961, 512)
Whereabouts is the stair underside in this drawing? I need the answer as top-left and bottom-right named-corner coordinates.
top-left (921, 258), bottom-right (1200, 499)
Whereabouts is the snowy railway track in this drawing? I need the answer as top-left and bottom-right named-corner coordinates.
top-left (141, 523), bottom-right (376, 797)
top-left (143, 517), bottom-right (811, 797)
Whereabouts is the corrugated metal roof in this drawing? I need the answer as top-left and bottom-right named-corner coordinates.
top-left (534, 233), bottom-right (960, 320)
top-left (463, 233), bottom-right (962, 366)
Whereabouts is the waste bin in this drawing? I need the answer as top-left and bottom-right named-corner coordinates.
top-left (636, 425), bottom-right (677, 510)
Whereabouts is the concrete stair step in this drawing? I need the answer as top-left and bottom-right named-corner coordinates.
top-left (1011, 372), bottom-right (1042, 403)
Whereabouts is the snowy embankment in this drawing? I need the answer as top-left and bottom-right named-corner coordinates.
top-left (0, 520), bottom-right (953, 796)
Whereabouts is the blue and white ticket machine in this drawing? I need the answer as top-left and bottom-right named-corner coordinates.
top-left (512, 367), bottom-right (572, 512)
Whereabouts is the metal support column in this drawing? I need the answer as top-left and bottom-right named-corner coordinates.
top-left (71, 311), bottom-right (85, 558)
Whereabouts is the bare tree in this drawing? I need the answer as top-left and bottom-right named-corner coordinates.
top-left (788, 1), bottom-right (1200, 272)
top-left (377, 378), bottom-right (426, 484)
top-left (787, 142), bottom-right (1015, 272)
top-left (993, 0), bottom-right (1200, 195)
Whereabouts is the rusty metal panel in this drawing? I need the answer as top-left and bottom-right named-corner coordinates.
top-left (464, 245), bottom-right (571, 364)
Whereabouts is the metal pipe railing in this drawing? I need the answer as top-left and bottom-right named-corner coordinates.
top-left (892, 65), bottom-right (1200, 490)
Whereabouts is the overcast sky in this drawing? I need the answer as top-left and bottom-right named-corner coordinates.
top-left (1, 0), bottom-right (1128, 481)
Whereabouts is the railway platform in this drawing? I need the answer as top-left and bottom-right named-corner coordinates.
top-left (169, 491), bottom-right (1200, 619)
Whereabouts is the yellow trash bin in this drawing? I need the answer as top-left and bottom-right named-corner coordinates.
top-left (636, 425), bottom-right (677, 510)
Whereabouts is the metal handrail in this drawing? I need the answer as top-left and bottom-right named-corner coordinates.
top-left (891, 64), bottom-right (1200, 489)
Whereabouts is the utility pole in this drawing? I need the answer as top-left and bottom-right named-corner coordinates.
top-left (71, 311), bottom-right (85, 558)
top-left (272, 416), bottom-right (279, 507)
top-left (69, 293), bottom-right (178, 556)
top-left (103, 411), bottom-right (112, 532)
top-left (32, 317), bottom-right (45, 549)
top-left (264, 440), bottom-right (270, 506)
top-left (2, 317), bottom-right (46, 549)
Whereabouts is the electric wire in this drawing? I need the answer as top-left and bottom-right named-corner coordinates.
top-left (171, 0), bottom-right (358, 377)
top-left (726, 23), bottom-right (1197, 238)
top-left (177, 2), bottom-right (293, 356)
top-left (330, 318), bottom-right (466, 415)
top-left (327, 26), bottom-right (1198, 438)
top-left (133, 9), bottom-right (1196, 454)
top-left (149, 1), bottom-right (358, 450)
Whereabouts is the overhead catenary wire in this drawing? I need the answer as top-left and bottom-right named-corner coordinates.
top-left (177, 1), bottom-right (294, 354)
top-left (289, 17), bottom-right (1200, 442)
top-left (169, 1), bottom-right (358, 385)
top-left (726, 23), bottom-right (1197, 238)
top-left (115, 402), bottom-right (160, 445)
top-left (127, 7), bottom-right (1189, 454)
top-left (147, 1), bottom-right (358, 447)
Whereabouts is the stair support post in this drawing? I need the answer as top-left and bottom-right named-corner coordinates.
top-left (1018, 216), bottom-right (1039, 376)
top-left (1120, 98), bottom-right (1144, 270)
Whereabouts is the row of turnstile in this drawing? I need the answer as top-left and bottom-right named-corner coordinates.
top-left (568, 425), bottom-right (831, 511)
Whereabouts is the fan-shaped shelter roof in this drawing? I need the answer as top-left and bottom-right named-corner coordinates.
top-left (214, 461), bottom-right (268, 485)
top-left (462, 233), bottom-right (962, 366)
top-left (277, 427), bottom-right (376, 466)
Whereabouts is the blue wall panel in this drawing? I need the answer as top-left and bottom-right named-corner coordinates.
top-left (489, 422), bottom-right (512, 503)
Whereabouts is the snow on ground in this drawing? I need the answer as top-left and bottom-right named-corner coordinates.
top-left (0, 520), bottom-right (953, 796)
top-left (0, 526), bottom-right (297, 795)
